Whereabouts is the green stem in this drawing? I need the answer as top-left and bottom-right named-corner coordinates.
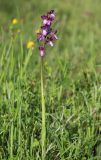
top-left (10, 120), bottom-right (13, 159)
top-left (41, 58), bottom-right (46, 160)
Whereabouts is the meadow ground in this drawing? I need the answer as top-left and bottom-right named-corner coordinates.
top-left (0, 0), bottom-right (101, 159)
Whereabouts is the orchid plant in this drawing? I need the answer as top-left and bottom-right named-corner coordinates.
top-left (37, 10), bottom-right (57, 160)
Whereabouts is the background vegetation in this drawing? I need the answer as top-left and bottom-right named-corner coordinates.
top-left (0, 0), bottom-right (101, 159)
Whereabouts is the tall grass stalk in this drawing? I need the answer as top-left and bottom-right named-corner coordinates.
top-left (10, 120), bottom-right (13, 159)
top-left (9, 38), bottom-right (14, 160)
top-left (41, 58), bottom-right (46, 160)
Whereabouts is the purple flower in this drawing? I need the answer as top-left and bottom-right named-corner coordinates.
top-left (50, 31), bottom-right (58, 40)
top-left (47, 10), bottom-right (55, 21)
top-left (45, 37), bottom-right (54, 46)
top-left (41, 25), bottom-right (52, 36)
top-left (39, 46), bottom-right (45, 57)
top-left (41, 15), bottom-right (51, 26)
top-left (37, 32), bottom-right (44, 41)
top-left (37, 10), bottom-right (57, 57)
top-left (41, 26), bottom-right (48, 36)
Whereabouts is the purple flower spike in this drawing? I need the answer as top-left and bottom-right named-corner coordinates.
top-left (37, 10), bottom-right (57, 57)
top-left (39, 46), bottom-right (45, 57)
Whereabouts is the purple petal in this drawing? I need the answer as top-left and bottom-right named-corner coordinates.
top-left (41, 15), bottom-right (47, 20)
top-left (42, 29), bottom-right (47, 36)
top-left (50, 13), bottom-right (55, 19)
top-left (43, 19), bottom-right (51, 25)
top-left (43, 19), bottom-right (48, 25)
top-left (47, 20), bottom-right (51, 25)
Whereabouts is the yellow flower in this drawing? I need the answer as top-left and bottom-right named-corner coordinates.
top-left (12, 18), bottom-right (18, 25)
top-left (35, 29), bottom-right (40, 34)
top-left (27, 41), bottom-right (35, 49)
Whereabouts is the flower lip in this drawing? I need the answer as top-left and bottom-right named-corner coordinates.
top-left (42, 29), bottom-right (47, 36)
top-left (42, 18), bottom-right (51, 26)
top-left (48, 41), bottom-right (54, 46)
top-left (43, 19), bottom-right (48, 25)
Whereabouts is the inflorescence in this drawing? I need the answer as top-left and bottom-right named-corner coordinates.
top-left (37, 10), bottom-right (58, 57)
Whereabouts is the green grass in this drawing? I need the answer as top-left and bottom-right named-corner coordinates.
top-left (0, 0), bottom-right (101, 159)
